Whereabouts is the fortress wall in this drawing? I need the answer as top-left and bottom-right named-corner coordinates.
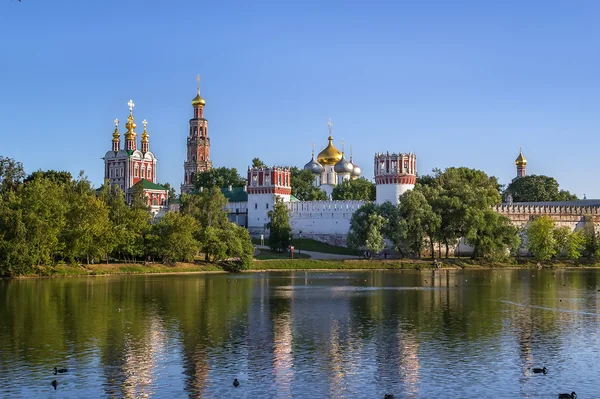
top-left (286, 200), bottom-right (366, 236)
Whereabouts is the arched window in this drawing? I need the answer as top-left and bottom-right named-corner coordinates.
top-left (141, 167), bottom-right (145, 178)
top-left (147, 167), bottom-right (152, 180)
top-left (153, 197), bottom-right (158, 205)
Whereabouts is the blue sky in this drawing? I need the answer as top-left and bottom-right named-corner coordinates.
top-left (1, 0), bottom-right (599, 196)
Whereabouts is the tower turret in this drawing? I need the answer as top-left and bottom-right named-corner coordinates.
top-left (111, 118), bottom-right (120, 152)
top-left (374, 152), bottom-right (417, 205)
top-left (124, 99), bottom-right (137, 151)
top-left (247, 165), bottom-right (292, 232)
top-left (515, 146), bottom-right (527, 178)
top-left (141, 119), bottom-right (150, 153)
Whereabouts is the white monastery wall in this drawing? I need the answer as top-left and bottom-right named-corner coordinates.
top-left (286, 200), bottom-right (365, 236)
top-left (375, 184), bottom-right (414, 205)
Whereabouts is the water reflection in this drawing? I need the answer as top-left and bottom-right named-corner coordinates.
top-left (1, 269), bottom-right (599, 398)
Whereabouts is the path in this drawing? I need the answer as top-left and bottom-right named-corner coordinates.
top-left (255, 245), bottom-right (360, 260)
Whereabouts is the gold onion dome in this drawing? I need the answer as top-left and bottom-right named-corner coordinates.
top-left (515, 150), bottom-right (527, 166)
top-left (192, 93), bottom-right (206, 107)
top-left (317, 136), bottom-right (343, 165)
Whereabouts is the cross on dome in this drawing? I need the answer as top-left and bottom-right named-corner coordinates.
top-left (142, 119), bottom-right (148, 128)
top-left (114, 118), bottom-right (119, 127)
top-left (327, 118), bottom-right (333, 135)
top-left (196, 74), bottom-right (201, 94)
top-left (127, 99), bottom-right (135, 113)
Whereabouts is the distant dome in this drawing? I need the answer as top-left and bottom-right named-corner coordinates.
top-left (317, 136), bottom-right (342, 166)
top-left (350, 160), bottom-right (361, 177)
top-left (515, 150), bottom-right (527, 166)
top-left (304, 156), bottom-right (324, 174)
top-left (334, 155), bottom-right (353, 174)
top-left (192, 93), bottom-right (206, 107)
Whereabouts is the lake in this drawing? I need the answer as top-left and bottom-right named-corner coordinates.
top-left (0, 269), bottom-right (598, 398)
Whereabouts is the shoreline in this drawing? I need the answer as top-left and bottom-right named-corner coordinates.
top-left (3, 258), bottom-right (600, 279)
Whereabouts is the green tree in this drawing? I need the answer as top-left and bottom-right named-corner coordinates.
top-left (24, 170), bottom-right (72, 186)
top-left (331, 178), bottom-right (375, 201)
top-left (347, 203), bottom-right (380, 252)
top-left (398, 189), bottom-right (441, 258)
top-left (466, 210), bottom-right (520, 260)
top-left (0, 155), bottom-right (25, 195)
top-left (524, 215), bottom-right (557, 261)
top-left (553, 226), bottom-right (585, 260)
top-left (194, 167), bottom-right (246, 189)
top-left (504, 175), bottom-right (577, 203)
top-left (252, 157), bottom-right (267, 168)
top-left (159, 182), bottom-right (177, 203)
top-left (152, 212), bottom-right (199, 263)
top-left (267, 201), bottom-right (292, 252)
top-left (364, 213), bottom-right (386, 257)
top-left (289, 167), bottom-right (327, 201)
top-left (581, 216), bottom-right (599, 258)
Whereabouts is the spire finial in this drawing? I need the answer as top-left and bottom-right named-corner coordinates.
top-left (142, 119), bottom-right (147, 129)
top-left (350, 144), bottom-right (353, 161)
top-left (141, 119), bottom-right (149, 143)
top-left (127, 99), bottom-right (135, 114)
top-left (327, 117), bottom-right (333, 137)
top-left (312, 141), bottom-right (315, 157)
top-left (114, 118), bottom-right (119, 127)
top-left (520, 144), bottom-right (523, 153)
top-left (341, 139), bottom-right (345, 155)
top-left (196, 74), bottom-right (201, 94)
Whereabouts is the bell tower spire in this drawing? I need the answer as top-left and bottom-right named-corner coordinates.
top-left (182, 75), bottom-right (212, 193)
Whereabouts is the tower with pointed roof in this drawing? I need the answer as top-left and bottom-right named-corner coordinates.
top-left (515, 147), bottom-right (527, 179)
top-left (182, 75), bottom-right (212, 194)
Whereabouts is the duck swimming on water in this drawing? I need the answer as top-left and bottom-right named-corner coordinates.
top-left (558, 392), bottom-right (576, 399)
top-left (233, 378), bottom-right (239, 387)
top-left (532, 366), bottom-right (547, 374)
top-left (54, 367), bottom-right (68, 375)
top-left (51, 380), bottom-right (57, 390)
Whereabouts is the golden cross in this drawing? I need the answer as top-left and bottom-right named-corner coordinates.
top-left (196, 74), bottom-right (201, 94)
top-left (114, 118), bottom-right (119, 127)
top-left (127, 99), bottom-right (135, 113)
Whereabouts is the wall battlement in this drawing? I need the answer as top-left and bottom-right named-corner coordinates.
top-left (494, 204), bottom-right (600, 215)
top-left (286, 200), bottom-right (366, 213)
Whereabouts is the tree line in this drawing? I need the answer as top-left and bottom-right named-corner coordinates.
top-left (0, 156), bottom-right (253, 276)
top-left (347, 167), bottom-right (591, 261)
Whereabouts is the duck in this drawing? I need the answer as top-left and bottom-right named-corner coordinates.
top-left (233, 378), bottom-right (240, 387)
top-left (384, 395), bottom-right (394, 399)
top-left (532, 366), bottom-right (547, 374)
top-left (558, 392), bottom-right (576, 399)
top-left (54, 367), bottom-right (68, 375)
top-left (51, 380), bottom-right (57, 390)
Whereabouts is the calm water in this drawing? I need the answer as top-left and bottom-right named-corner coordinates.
top-left (1, 270), bottom-right (599, 398)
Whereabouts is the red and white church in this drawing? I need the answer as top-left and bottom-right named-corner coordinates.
top-left (102, 99), bottom-right (169, 216)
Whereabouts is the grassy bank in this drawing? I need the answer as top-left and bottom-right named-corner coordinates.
top-left (8, 257), bottom-right (600, 278)
top-left (254, 249), bottom-right (311, 260)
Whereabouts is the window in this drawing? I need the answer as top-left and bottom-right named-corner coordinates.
top-left (266, 203), bottom-right (269, 209)
top-left (147, 167), bottom-right (152, 180)
top-left (134, 165), bottom-right (138, 177)
top-left (141, 167), bottom-right (145, 178)
top-left (254, 203), bottom-right (258, 209)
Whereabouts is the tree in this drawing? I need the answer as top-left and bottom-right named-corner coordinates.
top-left (152, 212), bottom-right (199, 263)
top-left (504, 175), bottom-right (577, 203)
top-left (288, 167), bottom-right (327, 201)
top-left (581, 216), bottom-right (599, 259)
top-left (0, 155), bottom-right (25, 195)
top-left (398, 189), bottom-right (440, 258)
top-left (466, 210), bottom-right (520, 260)
top-left (347, 203), bottom-right (380, 252)
top-left (267, 201), bottom-right (291, 252)
top-left (331, 178), bottom-right (376, 201)
top-left (252, 158), bottom-right (267, 168)
top-left (24, 170), bottom-right (72, 186)
top-left (159, 182), bottom-right (178, 203)
top-left (524, 215), bottom-right (557, 261)
top-left (553, 226), bottom-right (585, 260)
top-left (364, 214), bottom-right (386, 258)
top-left (194, 167), bottom-right (246, 189)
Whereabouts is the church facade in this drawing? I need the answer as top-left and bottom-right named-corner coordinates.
top-left (102, 99), bottom-right (169, 216)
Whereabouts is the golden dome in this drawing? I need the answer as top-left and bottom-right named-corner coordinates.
top-left (317, 136), bottom-right (342, 165)
top-left (192, 93), bottom-right (206, 107)
top-left (515, 151), bottom-right (527, 166)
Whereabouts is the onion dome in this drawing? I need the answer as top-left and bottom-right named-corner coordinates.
top-left (317, 136), bottom-right (343, 166)
top-left (304, 156), bottom-right (324, 174)
top-left (141, 119), bottom-right (149, 143)
top-left (350, 160), bottom-right (361, 177)
top-left (515, 148), bottom-right (527, 166)
top-left (334, 154), bottom-right (353, 174)
top-left (112, 119), bottom-right (120, 142)
top-left (192, 93), bottom-right (206, 107)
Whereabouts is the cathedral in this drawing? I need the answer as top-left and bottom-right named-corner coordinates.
top-left (102, 99), bottom-right (169, 216)
top-left (303, 118), bottom-right (361, 197)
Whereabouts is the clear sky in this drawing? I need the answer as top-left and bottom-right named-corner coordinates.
top-left (1, 0), bottom-right (599, 196)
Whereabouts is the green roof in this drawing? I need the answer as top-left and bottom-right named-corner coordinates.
top-left (290, 195), bottom-right (299, 202)
top-left (133, 179), bottom-right (167, 191)
top-left (221, 186), bottom-right (248, 202)
top-left (125, 149), bottom-right (134, 156)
